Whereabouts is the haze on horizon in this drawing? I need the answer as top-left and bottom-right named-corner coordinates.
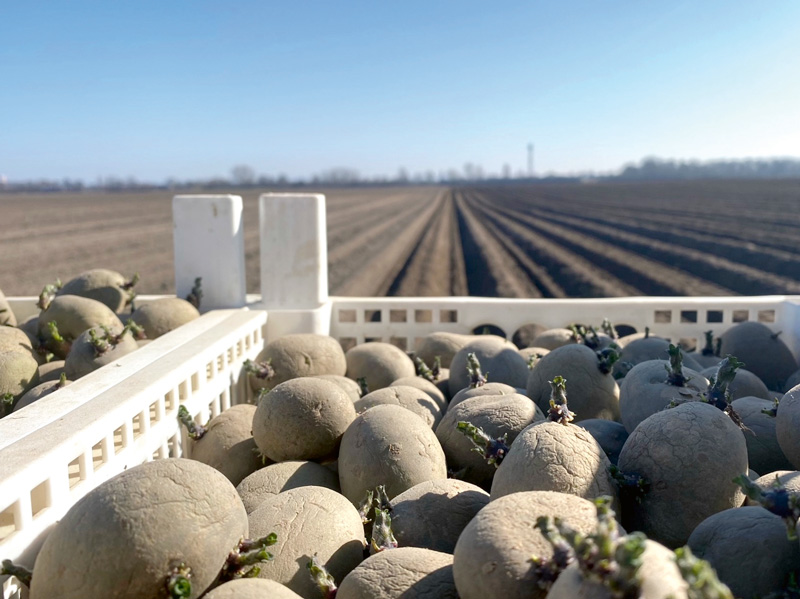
top-left (1, 1), bottom-right (799, 183)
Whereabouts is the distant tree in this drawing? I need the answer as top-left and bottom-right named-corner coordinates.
top-left (231, 165), bottom-right (255, 186)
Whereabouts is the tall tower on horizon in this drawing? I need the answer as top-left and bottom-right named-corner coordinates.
top-left (527, 143), bottom-right (534, 178)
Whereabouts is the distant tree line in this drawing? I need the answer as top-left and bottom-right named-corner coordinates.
top-left (2, 157), bottom-right (799, 193)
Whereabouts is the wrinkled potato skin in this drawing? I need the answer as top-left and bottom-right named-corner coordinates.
top-left (56, 269), bottom-right (132, 313)
top-left (338, 404), bottom-right (447, 503)
top-left (449, 381), bottom-right (518, 409)
top-left (617, 402), bottom-right (747, 548)
top-left (250, 333), bottom-right (347, 392)
top-left (337, 548), bottom-right (458, 599)
top-left (700, 366), bottom-right (770, 400)
top-left (355, 385), bottom-right (444, 428)
top-left (576, 419), bottom-right (628, 465)
top-left (247, 486), bottom-right (365, 598)
top-left (390, 376), bottom-right (446, 410)
top-left (253, 378), bottom-right (356, 462)
top-left (448, 336), bottom-right (529, 396)
top-left (436, 394), bottom-right (543, 490)
top-left (732, 396), bottom-right (793, 474)
top-left (452, 491), bottom-right (599, 599)
top-left (38, 295), bottom-right (123, 358)
top-left (190, 404), bottom-right (263, 486)
top-left (314, 374), bottom-right (361, 402)
top-left (0, 350), bottom-right (40, 401)
top-left (547, 540), bottom-right (688, 599)
top-left (203, 578), bottom-right (303, 598)
top-left (236, 460), bottom-right (340, 513)
top-left (130, 297), bottom-right (200, 339)
top-left (346, 342), bottom-right (415, 391)
top-left (30, 458), bottom-right (248, 599)
top-left (688, 507), bottom-right (799, 599)
top-left (390, 479), bottom-right (490, 554)
top-left (415, 332), bottom-right (475, 368)
top-left (0, 326), bottom-right (35, 355)
top-left (64, 326), bottom-right (139, 380)
top-left (720, 321), bottom-right (798, 391)
top-left (526, 344), bottom-right (620, 422)
top-left (748, 470), bottom-right (800, 503)
top-left (490, 421), bottom-right (618, 506)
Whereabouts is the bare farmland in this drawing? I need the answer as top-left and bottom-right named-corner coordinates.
top-left (2, 179), bottom-right (800, 299)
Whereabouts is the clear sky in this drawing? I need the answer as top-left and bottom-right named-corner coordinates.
top-left (1, 1), bottom-right (799, 182)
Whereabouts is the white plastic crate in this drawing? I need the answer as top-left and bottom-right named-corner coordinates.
top-left (3, 192), bottom-right (800, 598)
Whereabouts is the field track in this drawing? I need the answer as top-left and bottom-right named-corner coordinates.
top-left (2, 179), bottom-right (800, 299)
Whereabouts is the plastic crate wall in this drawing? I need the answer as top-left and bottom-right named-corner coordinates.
top-left (1, 308), bottom-right (266, 599)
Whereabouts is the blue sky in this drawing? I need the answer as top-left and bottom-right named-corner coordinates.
top-left (1, 1), bottom-right (799, 182)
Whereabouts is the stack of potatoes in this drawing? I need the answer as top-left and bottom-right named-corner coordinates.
top-left (0, 270), bottom-right (201, 417)
top-left (11, 319), bottom-right (800, 599)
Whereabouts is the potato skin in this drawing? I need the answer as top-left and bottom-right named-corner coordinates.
top-left (617, 401), bottom-right (748, 548)
top-left (449, 381), bottom-right (518, 409)
top-left (337, 547), bottom-right (458, 599)
top-left (390, 479), bottom-right (490, 554)
top-left (355, 385), bottom-right (444, 428)
top-left (64, 325), bottom-right (139, 380)
top-left (530, 327), bottom-right (578, 350)
top-left (452, 491), bottom-right (599, 599)
top-left (130, 297), bottom-right (200, 339)
top-left (687, 506), bottom-right (800, 599)
top-left (249, 333), bottom-right (347, 392)
top-left (338, 404), bottom-right (448, 503)
top-left (0, 350), bottom-right (40, 402)
top-left (346, 342), bottom-right (415, 390)
top-left (526, 344), bottom-right (620, 422)
top-left (0, 287), bottom-right (16, 326)
top-left (390, 376), bottom-right (446, 410)
top-left (14, 377), bottom-right (71, 412)
top-left (203, 578), bottom-right (303, 598)
top-left (576, 419), bottom-right (628, 465)
top-left (313, 374), bottom-right (361, 401)
top-left (56, 268), bottom-right (132, 312)
top-left (700, 366), bottom-right (769, 400)
top-left (732, 396), bottom-right (793, 474)
top-left (619, 337), bottom-right (702, 371)
top-left (236, 460), bottom-right (340, 513)
top-left (38, 295), bottom-right (123, 358)
top-left (253, 378), bottom-right (356, 462)
top-left (30, 458), bottom-right (248, 599)
top-left (247, 486), bottom-right (365, 598)
top-left (490, 421), bottom-right (618, 506)
top-left (776, 386), bottom-right (800, 469)
top-left (720, 321), bottom-right (798, 391)
top-left (415, 332), bottom-right (475, 369)
top-left (448, 336), bottom-right (529, 396)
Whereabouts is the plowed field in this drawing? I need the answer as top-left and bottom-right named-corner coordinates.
top-left (2, 179), bottom-right (799, 298)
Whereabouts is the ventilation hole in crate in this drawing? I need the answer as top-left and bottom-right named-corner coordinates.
top-left (365, 310), bottom-right (381, 323)
top-left (113, 425), bottom-right (125, 454)
top-left (338, 309), bottom-right (357, 323)
top-left (365, 336), bottom-right (382, 343)
top-left (758, 310), bottom-right (776, 323)
top-left (192, 372), bottom-right (200, 392)
top-left (415, 310), bottom-right (433, 323)
top-left (472, 324), bottom-right (506, 338)
top-left (179, 380), bottom-right (190, 401)
top-left (92, 440), bottom-right (105, 471)
top-left (678, 338), bottom-right (697, 352)
top-left (440, 309), bottom-right (458, 323)
top-left (706, 310), bottom-right (723, 323)
top-left (339, 337), bottom-right (357, 352)
top-left (733, 310), bottom-right (749, 323)
top-left (206, 362), bottom-right (214, 381)
top-left (162, 392), bottom-right (174, 414)
top-left (217, 355), bottom-right (225, 372)
top-left (0, 504), bottom-right (16, 542)
top-left (390, 310), bottom-right (407, 323)
top-left (68, 456), bottom-right (82, 489)
top-left (132, 412), bottom-right (146, 439)
top-left (227, 347), bottom-right (235, 364)
top-left (244, 335), bottom-right (252, 350)
top-left (236, 340), bottom-right (244, 358)
top-left (654, 310), bottom-right (672, 323)
top-left (30, 481), bottom-right (49, 518)
top-left (614, 324), bottom-right (636, 337)
top-left (389, 337), bottom-right (408, 351)
top-left (680, 311), bottom-right (698, 324)
top-left (167, 435), bottom-right (181, 458)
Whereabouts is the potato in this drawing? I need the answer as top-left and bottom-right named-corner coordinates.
top-left (203, 579), bottom-right (303, 598)
top-left (784, 368), bottom-right (800, 393)
top-left (64, 325), bottom-right (139, 380)
top-left (247, 485), bottom-right (365, 598)
top-left (0, 349), bottom-right (40, 405)
top-left (56, 268), bottom-right (137, 313)
top-left (38, 294), bottom-right (123, 358)
top-left (576, 418), bottom-right (629, 465)
top-left (619, 358), bottom-right (708, 433)
top-left (253, 378), bottom-right (356, 462)
top-left (337, 547), bottom-right (458, 599)
top-left (547, 540), bottom-right (689, 599)
top-left (236, 460), bottom-right (340, 513)
top-left (699, 365), bottom-right (769, 400)
top-left (511, 322), bottom-right (547, 349)
top-left (0, 326), bottom-right (35, 355)
top-left (617, 401), bottom-right (748, 548)
top-left (775, 385), bottom-right (800, 469)
top-left (389, 375), bottom-right (446, 409)
top-left (130, 297), bottom-right (200, 339)
top-left (248, 333), bottom-right (347, 393)
top-left (355, 385), bottom-right (444, 428)
top-left (526, 344), bottom-right (620, 421)
top-left (0, 287), bottom-right (17, 326)
top-left (530, 327), bottom-right (578, 350)
top-left (491, 420), bottom-right (618, 506)
top-left (687, 506), bottom-right (799, 599)
top-left (746, 470), bottom-right (800, 503)
top-left (415, 331), bottom-right (475, 368)
top-left (435, 393), bottom-right (543, 489)
top-left (29, 458), bottom-right (248, 599)
top-left (448, 336), bottom-right (529, 396)
top-left (619, 336), bottom-right (702, 371)
top-left (345, 342), bottom-right (415, 390)
top-left (313, 374), bottom-right (361, 402)
top-left (37, 359), bottom-right (65, 383)
top-left (519, 346), bottom-right (549, 363)
top-left (389, 479), bottom-right (490, 553)
top-left (338, 404), bottom-right (447, 503)
top-left (452, 490), bottom-right (600, 599)
top-left (720, 321), bottom-right (798, 391)
top-left (14, 375), bottom-right (70, 412)
top-left (189, 404), bottom-right (264, 486)
top-left (731, 396), bottom-right (793, 474)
